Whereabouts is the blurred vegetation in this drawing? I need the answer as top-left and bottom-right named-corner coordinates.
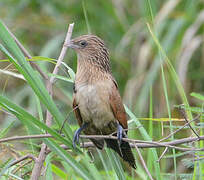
top-left (0, 0), bottom-right (204, 179)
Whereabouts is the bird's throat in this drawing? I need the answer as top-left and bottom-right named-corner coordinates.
top-left (75, 58), bottom-right (109, 84)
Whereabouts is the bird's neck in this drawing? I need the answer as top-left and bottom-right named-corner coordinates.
top-left (75, 57), bottom-right (110, 84)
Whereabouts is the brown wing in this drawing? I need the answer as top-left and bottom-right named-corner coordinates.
top-left (109, 79), bottom-right (128, 129)
top-left (73, 96), bottom-right (82, 127)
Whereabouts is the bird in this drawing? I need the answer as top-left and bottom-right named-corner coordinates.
top-left (66, 34), bottom-right (136, 169)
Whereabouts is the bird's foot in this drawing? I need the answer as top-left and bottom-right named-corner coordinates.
top-left (73, 123), bottom-right (89, 148)
top-left (117, 123), bottom-right (123, 145)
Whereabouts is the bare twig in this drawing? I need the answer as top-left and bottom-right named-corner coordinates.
top-left (31, 143), bottom-right (47, 180)
top-left (12, 159), bottom-right (33, 174)
top-left (134, 143), bottom-right (154, 180)
top-left (1, 134), bottom-right (204, 151)
top-left (0, 134), bottom-right (52, 143)
top-left (79, 135), bottom-right (204, 151)
top-left (59, 104), bottom-right (79, 134)
top-left (30, 23), bottom-right (74, 180)
top-left (157, 147), bottom-right (168, 162)
top-left (50, 23), bottom-right (74, 84)
top-left (178, 106), bottom-right (200, 139)
top-left (79, 142), bottom-right (203, 152)
top-left (9, 154), bottom-right (36, 168)
top-left (159, 114), bottom-right (200, 142)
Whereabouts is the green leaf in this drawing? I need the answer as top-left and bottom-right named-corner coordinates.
top-left (48, 74), bottom-right (73, 83)
top-left (191, 92), bottom-right (204, 101)
top-left (51, 163), bottom-right (67, 179)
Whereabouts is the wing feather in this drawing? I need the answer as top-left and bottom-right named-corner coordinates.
top-left (73, 97), bottom-right (83, 127)
top-left (109, 79), bottom-right (128, 129)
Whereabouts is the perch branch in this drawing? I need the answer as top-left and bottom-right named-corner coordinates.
top-left (1, 134), bottom-right (204, 151)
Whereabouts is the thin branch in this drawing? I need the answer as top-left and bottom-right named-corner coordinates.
top-left (134, 143), bottom-right (154, 180)
top-left (50, 23), bottom-right (74, 84)
top-left (9, 154), bottom-right (36, 168)
top-left (0, 134), bottom-right (52, 143)
top-left (157, 147), bottom-right (168, 162)
top-left (79, 135), bottom-right (204, 151)
top-left (1, 134), bottom-right (204, 151)
top-left (30, 23), bottom-right (74, 180)
top-left (31, 143), bottom-right (47, 180)
top-left (158, 114), bottom-right (200, 142)
top-left (178, 106), bottom-right (200, 139)
top-left (12, 159), bottom-right (33, 174)
top-left (59, 104), bottom-right (79, 134)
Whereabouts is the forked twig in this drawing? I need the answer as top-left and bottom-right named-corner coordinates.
top-left (178, 106), bottom-right (200, 139)
top-left (157, 147), bottom-right (168, 162)
top-left (9, 154), bottom-right (36, 168)
top-left (12, 159), bottom-right (33, 174)
top-left (159, 114), bottom-right (200, 142)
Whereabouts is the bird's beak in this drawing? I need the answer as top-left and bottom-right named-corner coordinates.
top-left (65, 40), bottom-right (79, 49)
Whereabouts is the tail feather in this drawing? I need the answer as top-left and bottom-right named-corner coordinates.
top-left (91, 139), bottom-right (104, 149)
top-left (105, 138), bottom-right (136, 169)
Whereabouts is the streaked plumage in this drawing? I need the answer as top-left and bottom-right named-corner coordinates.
top-left (68, 35), bottom-right (136, 169)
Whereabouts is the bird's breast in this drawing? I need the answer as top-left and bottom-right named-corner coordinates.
top-left (75, 81), bottom-right (115, 130)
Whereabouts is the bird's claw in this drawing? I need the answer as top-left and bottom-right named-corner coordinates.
top-left (73, 123), bottom-right (89, 148)
top-left (73, 129), bottom-right (80, 148)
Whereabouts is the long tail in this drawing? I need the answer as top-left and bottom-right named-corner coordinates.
top-left (105, 138), bottom-right (136, 169)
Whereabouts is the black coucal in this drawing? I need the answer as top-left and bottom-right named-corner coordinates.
top-left (67, 34), bottom-right (136, 169)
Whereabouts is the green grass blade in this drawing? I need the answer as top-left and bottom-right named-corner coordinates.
top-left (82, 152), bottom-right (103, 180)
top-left (51, 163), bottom-right (67, 179)
top-left (45, 153), bottom-right (54, 180)
top-left (0, 121), bottom-right (14, 138)
top-left (0, 96), bottom-right (94, 179)
top-left (0, 95), bottom-right (76, 151)
top-left (147, 87), bottom-right (153, 173)
top-left (160, 64), bottom-right (177, 179)
top-left (146, 23), bottom-right (192, 120)
top-left (0, 21), bottom-right (73, 139)
top-left (82, 0), bottom-right (91, 34)
top-left (106, 148), bottom-right (125, 180)
top-left (45, 140), bottom-right (93, 180)
top-left (125, 105), bottom-right (161, 179)
top-left (96, 149), bottom-right (112, 179)
top-left (191, 92), bottom-right (204, 101)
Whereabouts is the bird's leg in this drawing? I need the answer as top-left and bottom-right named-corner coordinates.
top-left (73, 123), bottom-right (89, 148)
top-left (117, 123), bottom-right (124, 145)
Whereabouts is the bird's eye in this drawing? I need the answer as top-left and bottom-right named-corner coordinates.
top-left (79, 40), bottom-right (88, 47)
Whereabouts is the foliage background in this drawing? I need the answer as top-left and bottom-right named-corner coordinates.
top-left (0, 0), bottom-right (204, 179)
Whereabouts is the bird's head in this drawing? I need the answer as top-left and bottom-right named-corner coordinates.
top-left (67, 35), bottom-right (110, 72)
